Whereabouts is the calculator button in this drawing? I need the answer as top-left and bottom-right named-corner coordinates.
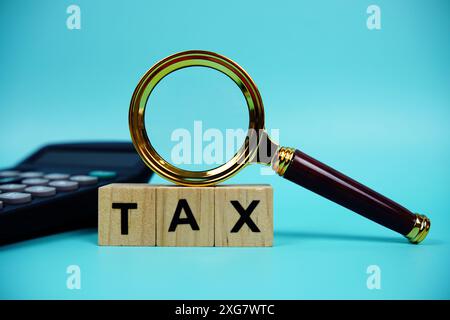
top-left (0, 170), bottom-right (20, 177)
top-left (22, 178), bottom-right (49, 186)
top-left (44, 173), bottom-right (70, 180)
top-left (0, 184), bottom-right (27, 192)
top-left (0, 192), bottom-right (32, 204)
top-left (20, 171), bottom-right (44, 178)
top-left (0, 177), bottom-right (21, 184)
top-left (89, 170), bottom-right (117, 179)
top-left (70, 175), bottom-right (98, 186)
top-left (24, 186), bottom-right (56, 197)
top-left (49, 180), bottom-right (79, 191)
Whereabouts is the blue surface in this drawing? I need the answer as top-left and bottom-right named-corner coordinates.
top-left (1, 0), bottom-right (449, 299)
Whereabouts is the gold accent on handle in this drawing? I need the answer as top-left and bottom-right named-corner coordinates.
top-left (272, 147), bottom-right (295, 176)
top-left (406, 214), bottom-right (431, 244)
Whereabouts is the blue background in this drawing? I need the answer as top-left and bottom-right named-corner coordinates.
top-left (0, 0), bottom-right (449, 299)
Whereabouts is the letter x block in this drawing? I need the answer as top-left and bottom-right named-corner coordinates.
top-left (215, 185), bottom-right (273, 246)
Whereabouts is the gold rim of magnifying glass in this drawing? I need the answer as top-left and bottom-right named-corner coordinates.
top-left (129, 50), bottom-right (265, 186)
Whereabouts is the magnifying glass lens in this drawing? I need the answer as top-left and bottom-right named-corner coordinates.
top-left (145, 67), bottom-right (249, 172)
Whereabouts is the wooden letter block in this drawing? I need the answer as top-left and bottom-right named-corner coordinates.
top-left (98, 184), bottom-right (273, 247)
top-left (98, 184), bottom-right (156, 246)
top-left (156, 186), bottom-right (214, 246)
top-left (215, 185), bottom-right (273, 246)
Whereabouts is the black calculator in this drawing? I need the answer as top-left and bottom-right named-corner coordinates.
top-left (0, 142), bottom-right (153, 245)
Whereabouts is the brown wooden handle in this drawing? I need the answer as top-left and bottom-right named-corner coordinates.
top-left (280, 149), bottom-right (430, 242)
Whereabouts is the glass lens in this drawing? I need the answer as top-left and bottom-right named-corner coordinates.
top-left (145, 66), bottom-right (249, 171)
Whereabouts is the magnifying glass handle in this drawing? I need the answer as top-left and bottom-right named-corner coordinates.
top-left (273, 148), bottom-right (430, 243)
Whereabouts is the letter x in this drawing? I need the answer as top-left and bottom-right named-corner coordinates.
top-left (230, 200), bottom-right (260, 233)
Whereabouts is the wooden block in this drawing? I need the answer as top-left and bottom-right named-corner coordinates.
top-left (98, 183), bottom-right (156, 246)
top-left (156, 186), bottom-right (214, 246)
top-left (98, 184), bottom-right (273, 247)
top-left (215, 185), bottom-right (273, 246)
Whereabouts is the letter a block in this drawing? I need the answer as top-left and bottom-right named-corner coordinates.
top-left (156, 186), bottom-right (215, 246)
top-left (98, 184), bottom-right (156, 246)
top-left (215, 185), bottom-right (273, 246)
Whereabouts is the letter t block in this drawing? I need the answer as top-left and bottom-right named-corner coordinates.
top-left (98, 184), bottom-right (156, 246)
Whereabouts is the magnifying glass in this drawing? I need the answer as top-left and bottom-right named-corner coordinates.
top-left (129, 50), bottom-right (430, 244)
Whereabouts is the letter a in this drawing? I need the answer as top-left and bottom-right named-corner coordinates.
top-left (168, 199), bottom-right (200, 232)
top-left (66, 265), bottom-right (81, 290)
top-left (366, 265), bottom-right (381, 289)
top-left (66, 5), bottom-right (81, 30)
top-left (366, 5), bottom-right (381, 30)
